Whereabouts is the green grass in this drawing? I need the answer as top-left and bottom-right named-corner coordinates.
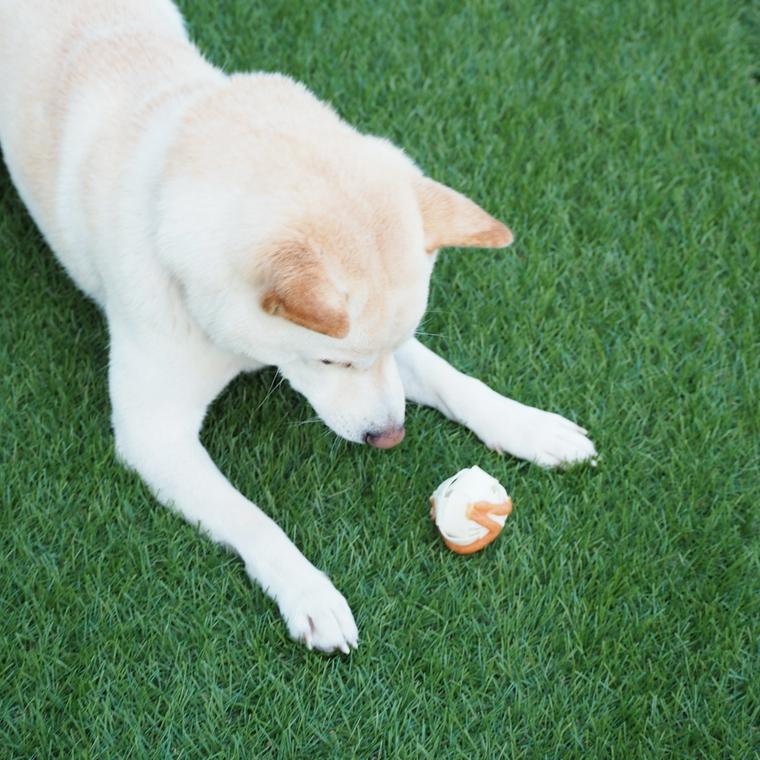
top-left (1, 0), bottom-right (758, 756)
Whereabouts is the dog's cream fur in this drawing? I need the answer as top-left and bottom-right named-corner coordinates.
top-left (0, 0), bottom-right (597, 652)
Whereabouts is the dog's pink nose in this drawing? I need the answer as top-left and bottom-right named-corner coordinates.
top-left (365, 426), bottom-right (405, 449)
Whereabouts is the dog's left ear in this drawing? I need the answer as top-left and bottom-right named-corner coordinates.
top-left (414, 177), bottom-right (513, 252)
top-left (259, 240), bottom-right (350, 339)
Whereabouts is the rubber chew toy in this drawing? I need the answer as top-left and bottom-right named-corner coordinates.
top-left (430, 466), bottom-right (513, 554)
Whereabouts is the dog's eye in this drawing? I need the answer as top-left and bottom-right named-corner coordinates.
top-left (321, 359), bottom-right (334, 365)
top-left (320, 359), bottom-right (353, 368)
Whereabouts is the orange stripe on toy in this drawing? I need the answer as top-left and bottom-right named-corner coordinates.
top-left (441, 498), bottom-right (513, 555)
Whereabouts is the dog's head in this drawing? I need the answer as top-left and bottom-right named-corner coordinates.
top-left (159, 74), bottom-right (512, 446)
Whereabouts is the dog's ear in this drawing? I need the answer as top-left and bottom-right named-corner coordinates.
top-left (414, 177), bottom-right (513, 252)
top-left (260, 241), bottom-right (350, 339)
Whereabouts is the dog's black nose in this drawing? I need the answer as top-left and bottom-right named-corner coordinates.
top-left (364, 426), bottom-right (405, 449)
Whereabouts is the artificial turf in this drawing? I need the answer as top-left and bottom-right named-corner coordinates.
top-left (1, 0), bottom-right (758, 756)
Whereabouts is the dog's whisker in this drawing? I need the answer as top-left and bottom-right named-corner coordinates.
top-left (290, 416), bottom-right (322, 427)
top-left (254, 370), bottom-right (287, 413)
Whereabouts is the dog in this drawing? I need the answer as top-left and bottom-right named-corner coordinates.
top-left (0, 0), bottom-right (597, 653)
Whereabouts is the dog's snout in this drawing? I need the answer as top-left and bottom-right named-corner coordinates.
top-left (364, 426), bottom-right (405, 449)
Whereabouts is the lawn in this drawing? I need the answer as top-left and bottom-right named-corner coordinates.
top-left (1, 0), bottom-right (758, 756)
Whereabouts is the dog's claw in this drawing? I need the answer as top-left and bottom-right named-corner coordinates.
top-left (474, 398), bottom-right (597, 469)
top-left (278, 573), bottom-right (358, 655)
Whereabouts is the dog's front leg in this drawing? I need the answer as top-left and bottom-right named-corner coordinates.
top-left (107, 327), bottom-right (358, 653)
top-left (396, 339), bottom-right (597, 468)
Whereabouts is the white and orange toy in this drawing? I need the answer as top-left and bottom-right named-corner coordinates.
top-left (430, 466), bottom-right (513, 554)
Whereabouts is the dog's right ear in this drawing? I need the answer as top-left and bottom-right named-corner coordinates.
top-left (414, 177), bottom-right (514, 252)
top-left (259, 241), bottom-right (350, 339)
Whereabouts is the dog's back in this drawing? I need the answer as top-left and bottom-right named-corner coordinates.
top-left (0, 0), bottom-right (215, 302)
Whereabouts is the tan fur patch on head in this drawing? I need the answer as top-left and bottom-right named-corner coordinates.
top-left (260, 241), bottom-right (350, 339)
top-left (414, 177), bottom-right (514, 252)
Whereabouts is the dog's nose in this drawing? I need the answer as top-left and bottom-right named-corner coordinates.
top-left (364, 426), bottom-right (405, 449)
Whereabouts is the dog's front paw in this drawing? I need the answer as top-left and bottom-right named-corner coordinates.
top-left (473, 395), bottom-right (597, 469)
top-left (277, 572), bottom-right (359, 654)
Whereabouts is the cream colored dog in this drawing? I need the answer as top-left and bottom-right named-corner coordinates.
top-left (0, 0), bottom-right (597, 653)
